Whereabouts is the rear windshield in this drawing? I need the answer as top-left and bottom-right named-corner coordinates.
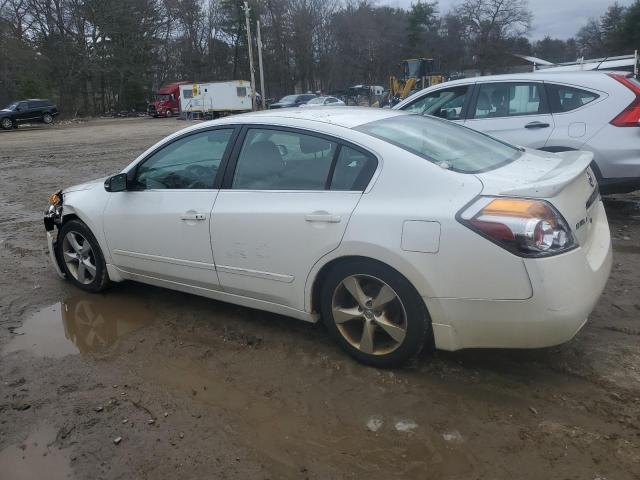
top-left (355, 114), bottom-right (521, 173)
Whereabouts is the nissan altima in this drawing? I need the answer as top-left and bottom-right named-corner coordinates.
top-left (44, 108), bottom-right (612, 367)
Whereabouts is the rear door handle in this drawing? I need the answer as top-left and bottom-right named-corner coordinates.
top-left (525, 121), bottom-right (550, 129)
top-left (305, 213), bottom-right (342, 223)
top-left (181, 212), bottom-right (207, 221)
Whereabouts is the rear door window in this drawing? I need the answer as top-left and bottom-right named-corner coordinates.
top-left (232, 129), bottom-right (337, 190)
top-left (473, 83), bottom-right (547, 119)
top-left (545, 84), bottom-right (599, 113)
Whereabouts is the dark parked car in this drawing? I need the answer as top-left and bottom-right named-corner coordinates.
top-left (268, 94), bottom-right (316, 109)
top-left (0, 99), bottom-right (59, 130)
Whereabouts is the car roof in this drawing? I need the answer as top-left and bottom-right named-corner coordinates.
top-left (206, 107), bottom-right (407, 129)
top-left (431, 70), bottom-right (619, 87)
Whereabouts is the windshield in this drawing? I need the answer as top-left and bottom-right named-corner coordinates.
top-left (279, 95), bottom-right (298, 102)
top-left (307, 97), bottom-right (325, 104)
top-left (3, 102), bottom-right (17, 110)
top-left (356, 114), bottom-right (521, 173)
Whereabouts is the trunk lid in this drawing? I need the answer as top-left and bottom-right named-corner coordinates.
top-left (475, 149), bottom-right (600, 247)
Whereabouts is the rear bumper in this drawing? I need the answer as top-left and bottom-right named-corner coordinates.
top-left (428, 201), bottom-right (612, 351)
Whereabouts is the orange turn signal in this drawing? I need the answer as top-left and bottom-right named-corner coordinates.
top-left (481, 198), bottom-right (551, 219)
top-left (49, 192), bottom-right (61, 205)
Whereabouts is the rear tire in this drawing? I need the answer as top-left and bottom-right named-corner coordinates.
top-left (320, 259), bottom-right (432, 368)
top-left (42, 113), bottom-right (53, 124)
top-left (57, 220), bottom-right (110, 293)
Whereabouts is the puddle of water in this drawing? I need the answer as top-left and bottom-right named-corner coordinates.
top-left (3, 293), bottom-right (155, 358)
top-left (0, 424), bottom-right (73, 480)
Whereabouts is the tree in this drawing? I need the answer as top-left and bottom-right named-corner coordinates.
top-left (533, 36), bottom-right (577, 64)
top-left (620, 0), bottom-right (640, 55)
top-left (457, 0), bottom-right (532, 74)
top-left (406, 1), bottom-right (438, 55)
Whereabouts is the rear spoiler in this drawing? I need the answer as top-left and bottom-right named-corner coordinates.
top-left (499, 150), bottom-right (594, 198)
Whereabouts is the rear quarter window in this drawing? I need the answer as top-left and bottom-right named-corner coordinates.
top-left (545, 84), bottom-right (599, 113)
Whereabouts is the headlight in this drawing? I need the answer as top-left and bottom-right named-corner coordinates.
top-left (457, 197), bottom-right (576, 257)
top-left (49, 192), bottom-right (62, 205)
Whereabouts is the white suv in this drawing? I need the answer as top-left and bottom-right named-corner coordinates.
top-left (394, 71), bottom-right (640, 194)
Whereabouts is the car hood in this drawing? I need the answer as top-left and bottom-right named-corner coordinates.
top-left (475, 149), bottom-right (594, 198)
top-left (63, 177), bottom-right (107, 194)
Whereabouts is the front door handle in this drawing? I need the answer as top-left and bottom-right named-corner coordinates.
top-left (305, 213), bottom-right (342, 223)
top-left (181, 212), bottom-right (207, 221)
top-left (525, 121), bottom-right (550, 129)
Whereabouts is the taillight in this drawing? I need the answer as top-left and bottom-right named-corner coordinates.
top-left (609, 73), bottom-right (640, 127)
top-left (457, 197), bottom-right (576, 257)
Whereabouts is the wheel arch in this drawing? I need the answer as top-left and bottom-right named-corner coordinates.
top-left (307, 251), bottom-right (434, 318)
top-left (60, 203), bottom-right (113, 264)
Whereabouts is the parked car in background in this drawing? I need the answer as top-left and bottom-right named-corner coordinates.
top-left (394, 71), bottom-right (640, 194)
top-left (300, 96), bottom-right (346, 107)
top-left (1, 99), bottom-right (58, 130)
top-left (44, 108), bottom-right (611, 367)
top-left (269, 94), bottom-right (316, 109)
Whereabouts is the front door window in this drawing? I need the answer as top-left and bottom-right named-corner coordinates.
top-left (135, 129), bottom-right (234, 189)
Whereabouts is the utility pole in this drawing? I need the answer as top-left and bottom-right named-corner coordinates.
top-left (256, 20), bottom-right (266, 110)
top-left (242, 1), bottom-right (257, 111)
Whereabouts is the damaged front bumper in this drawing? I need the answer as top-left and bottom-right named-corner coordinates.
top-left (44, 198), bottom-right (66, 279)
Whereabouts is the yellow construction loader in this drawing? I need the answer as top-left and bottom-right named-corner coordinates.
top-left (389, 58), bottom-right (444, 104)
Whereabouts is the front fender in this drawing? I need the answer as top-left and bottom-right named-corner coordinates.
top-left (62, 186), bottom-right (112, 264)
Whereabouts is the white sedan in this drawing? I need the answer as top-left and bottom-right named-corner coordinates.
top-left (299, 96), bottom-right (345, 107)
top-left (44, 108), bottom-right (612, 367)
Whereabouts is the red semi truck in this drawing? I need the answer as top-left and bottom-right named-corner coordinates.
top-left (148, 81), bottom-right (190, 118)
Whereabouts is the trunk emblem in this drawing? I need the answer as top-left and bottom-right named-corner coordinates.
top-left (586, 171), bottom-right (595, 188)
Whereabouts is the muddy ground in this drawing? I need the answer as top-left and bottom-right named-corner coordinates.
top-left (0, 118), bottom-right (639, 480)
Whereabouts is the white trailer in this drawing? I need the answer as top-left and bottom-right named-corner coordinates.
top-left (180, 80), bottom-right (253, 118)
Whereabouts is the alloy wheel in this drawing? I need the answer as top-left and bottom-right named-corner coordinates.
top-left (61, 231), bottom-right (97, 285)
top-left (1, 118), bottom-right (12, 129)
top-left (43, 113), bottom-right (53, 124)
top-left (331, 274), bottom-right (408, 355)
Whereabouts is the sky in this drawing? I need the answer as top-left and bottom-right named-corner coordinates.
top-left (383, 0), bottom-right (635, 40)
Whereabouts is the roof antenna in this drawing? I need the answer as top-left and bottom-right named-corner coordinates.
top-left (594, 56), bottom-right (609, 71)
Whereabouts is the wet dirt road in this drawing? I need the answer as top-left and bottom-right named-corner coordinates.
top-left (1, 118), bottom-right (639, 479)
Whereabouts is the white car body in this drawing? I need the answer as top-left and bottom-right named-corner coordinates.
top-left (44, 108), bottom-right (612, 358)
top-left (394, 71), bottom-right (640, 194)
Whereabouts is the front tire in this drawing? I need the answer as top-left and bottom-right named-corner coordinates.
top-left (58, 220), bottom-right (110, 292)
top-left (42, 113), bottom-right (53, 124)
top-left (1, 117), bottom-right (13, 130)
top-left (321, 259), bottom-right (432, 368)
top-left (165, 109), bottom-right (173, 118)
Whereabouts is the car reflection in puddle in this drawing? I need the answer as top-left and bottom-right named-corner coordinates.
top-left (3, 292), bottom-right (155, 358)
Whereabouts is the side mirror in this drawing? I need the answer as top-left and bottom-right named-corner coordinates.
top-left (104, 173), bottom-right (128, 192)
